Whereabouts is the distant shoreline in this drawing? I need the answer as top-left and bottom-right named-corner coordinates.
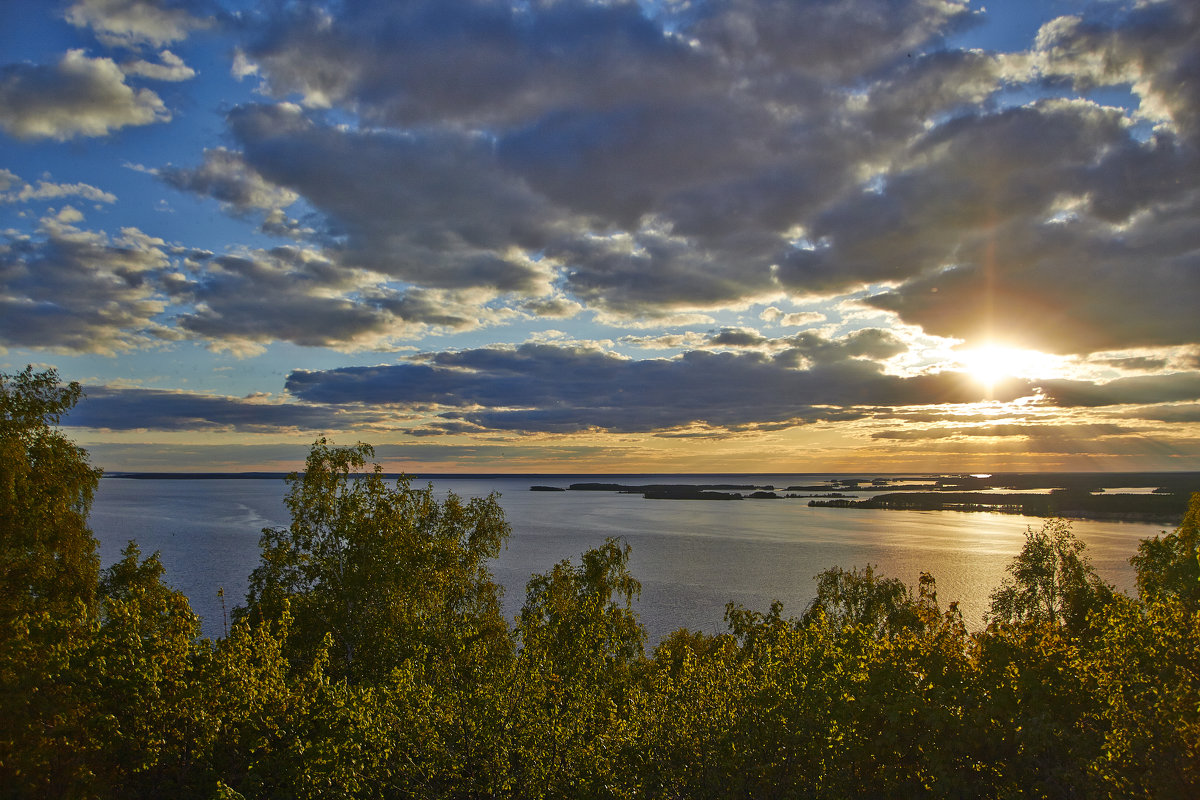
top-left (102, 471), bottom-right (1198, 524)
top-left (556, 474), bottom-right (1200, 524)
top-left (103, 470), bottom-right (1200, 481)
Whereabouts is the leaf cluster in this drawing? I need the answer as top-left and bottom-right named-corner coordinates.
top-left (3, 367), bottom-right (1199, 799)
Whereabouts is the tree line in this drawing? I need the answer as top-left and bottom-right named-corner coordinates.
top-left (2, 367), bottom-right (1198, 799)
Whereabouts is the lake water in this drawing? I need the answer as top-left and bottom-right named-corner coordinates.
top-left (89, 475), bottom-right (1173, 645)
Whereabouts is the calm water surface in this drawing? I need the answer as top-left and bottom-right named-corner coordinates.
top-left (89, 476), bottom-right (1170, 644)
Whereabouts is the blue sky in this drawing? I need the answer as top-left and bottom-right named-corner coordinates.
top-left (2, 0), bottom-right (1199, 473)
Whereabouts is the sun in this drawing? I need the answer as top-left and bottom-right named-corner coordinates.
top-left (958, 345), bottom-right (1049, 391)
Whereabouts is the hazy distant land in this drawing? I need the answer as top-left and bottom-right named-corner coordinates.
top-left (551, 473), bottom-right (1200, 523)
top-left (104, 470), bottom-right (1199, 524)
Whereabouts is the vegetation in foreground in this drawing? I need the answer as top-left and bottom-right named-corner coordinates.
top-left (2, 367), bottom-right (1198, 799)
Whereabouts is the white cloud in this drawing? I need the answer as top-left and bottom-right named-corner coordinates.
top-left (0, 50), bottom-right (169, 140)
top-left (65, 0), bottom-right (213, 49)
top-left (761, 306), bottom-right (826, 327)
top-left (121, 50), bottom-right (196, 82)
top-left (0, 170), bottom-right (118, 205)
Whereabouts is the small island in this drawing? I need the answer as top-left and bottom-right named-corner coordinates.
top-left (534, 473), bottom-right (1200, 521)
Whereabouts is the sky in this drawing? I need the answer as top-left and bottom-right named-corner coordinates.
top-left (1, 0), bottom-right (1199, 474)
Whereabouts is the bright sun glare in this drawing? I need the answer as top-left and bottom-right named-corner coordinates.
top-left (959, 345), bottom-right (1049, 390)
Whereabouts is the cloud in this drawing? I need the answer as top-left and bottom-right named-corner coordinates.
top-left (0, 170), bottom-right (118, 205)
top-left (543, 225), bottom-right (780, 316)
top-left (864, 429), bottom-right (1195, 460)
top-left (871, 423), bottom-right (1140, 441)
top-left (165, 246), bottom-right (503, 352)
top-left (239, 0), bottom-right (704, 124)
top-left (621, 331), bottom-right (712, 351)
top-left (1092, 355), bottom-right (1171, 372)
top-left (1033, 0), bottom-right (1200, 140)
top-left (223, 104), bottom-right (556, 296)
top-left (622, 325), bottom-right (909, 363)
top-left (1036, 372), bottom-right (1200, 407)
top-left (284, 340), bottom-right (1024, 434)
top-left (0, 50), bottom-right (169, 140)
top-left (775, 96), bottom-right (1200, 355)
top-left (83, 438), bottom-right (618, 472)
top-left (120, 50), bottom-right (196, 82)
top-left (1120, 403), bottom-right (1200, 424)
top-left (24, 0), bottom-right (1195, 367)
top-left (67, 384), bottom-right (389, 432)
top-left (202, 0), bottom-right (992, 322)
top-left (161, 148), bottom-right (298, 212)
top-left (65, 0), bottom-right (214, 49)
top-left (0, 213), bottom-right (173, 353)
top-left (280, 342), bottom-right (1200, 437)
top-left (777, 328), bottom-right (909, 366)
top-left (707, 327), bottom-right (770, 349)
top-left (761, 307), bottom-right (826, 327)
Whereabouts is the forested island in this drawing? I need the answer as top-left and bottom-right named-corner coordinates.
top-left (4, 367), bottom-right (1199, 799)
top-left (557, 474), bottom-right (1198, 522)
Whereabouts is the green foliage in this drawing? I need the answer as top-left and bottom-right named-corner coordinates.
top-left (85, 541), bottom-right (210, 797)
top-left (972, 620), bottom-right (1104, 796)
top-left (801, 563), bottom-right (924, 637)
top-left (3, 400), bottom-right (1199, 799)
top-left (0, 603), bottom-right (97, 797)
top-left (1131, 491), bottom-right (1200, 608)
top-left (236, 438), bottom-right (511, 684)
top-left (987, 518), bottom-right (1115, 633)
top-left (0, 368), bottom-right (104, 796)
top-left (628, 629), bottom-right (749, 797)
top-left (0, 366), bottom-right (101, 628)
top-left (1081, 593), bottom-right (1200, 798)
top-left (509, 537), bottom-right (646, 797)
top-left (518, 537), bottom-right (644, 675)
top-left (1, 369), bottom-right (214, 799)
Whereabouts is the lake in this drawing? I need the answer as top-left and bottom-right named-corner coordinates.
top-left (89, 475), bottom-right (1173, 644)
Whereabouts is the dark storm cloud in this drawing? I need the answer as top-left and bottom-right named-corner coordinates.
top-left (0, 51), bottom-right (169, 140)
top-left (67, 385), bottom-right (389, 432)
top-left (284, 341), bottom-right (1027, 434)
